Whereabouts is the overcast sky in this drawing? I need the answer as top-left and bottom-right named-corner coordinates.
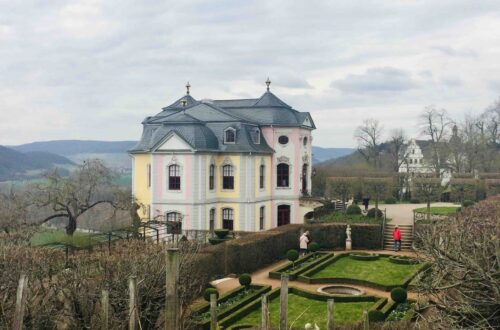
top-left (1, 0), bottom-right (499, 148)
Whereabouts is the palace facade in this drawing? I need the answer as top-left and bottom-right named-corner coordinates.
top-left (129, 81), bottom-right (316, 232)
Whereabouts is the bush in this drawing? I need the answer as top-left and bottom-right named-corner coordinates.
top-left (389, 255), bottom-right (419, 265)
top-left (286, 249), bottom-right (299, 262)
top-left (346, 204), bottom-right (362, 215)
top-left (308, 242), bottom-right (320, 253)
top-left (384, 197), bottom-right (397, 204)
top-left (214, 229), bottom-right (229, 239)
top-left (366, 208), bottom-right (383, 218)
top-left (462, 200), bottom-right (474, 207)
top-left (238, 273), bottom-right (252, 287)
top-left (349, 252), bottom-right (379, 261)
top-left (391, 287), bottom-right (407, 303)
top-left (368, 310), bottom-right (385, 322)
top-left (410, 198), bottom-right (420, 204)
top-left (203, 288), bottom-right (219, 302)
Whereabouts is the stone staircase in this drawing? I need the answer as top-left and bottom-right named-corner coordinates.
top-left (383, 224), bottom-right (413, 251)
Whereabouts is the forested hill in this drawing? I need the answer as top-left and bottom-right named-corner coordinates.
top-left (0, 145), bottom-right (74, 181)
top-left (12, 140), bottom-right (137, 155)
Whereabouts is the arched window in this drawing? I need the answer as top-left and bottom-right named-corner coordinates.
top-left (259, 206), bottom-right (265, 230)
top-left (222, 208), bottom-right (234, 230)
top-left (277, 163), bottom-right (289, 187)
top-left (259, 164), bottom-right (265, 189)
top-left (224, 128), bottom-right (236, 144)
top-left (302, 164), bottom-right (308, 195)
top-left (209, 164), bottom-right (215, 190)
top-left (222, 165), bottom-right (234, 189)
top-left (168, 164), bottom-right (181, 190)
top-left (303, 137), bottom-right (308, 146)
top-left (166, 212), bottom-right (182, 234)
top-left (209, 208), bottom-right (215, 232)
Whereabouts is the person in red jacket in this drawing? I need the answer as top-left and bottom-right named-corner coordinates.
top-left (393, 226), bottom-right (402, 252)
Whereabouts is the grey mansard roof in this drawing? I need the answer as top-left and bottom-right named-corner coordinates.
top-left (129, 90), bottom-right (315, 154)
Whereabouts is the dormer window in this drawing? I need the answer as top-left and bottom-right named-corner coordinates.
top-left (224, 128), bottom-right (236, 144)
top-left (253, 129), bottom-right (260, 144)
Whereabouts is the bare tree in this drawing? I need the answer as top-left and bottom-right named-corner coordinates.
top-left (364, 177), bottom-right (392, 219)
top-left (415, 197), bottom-right (500, 329)
top-left (327, 177), bottom-right (354, 213)
top-left (354, 119), bottom-right (384, 168)
top-left (0, 187), bottom-right (28, 233)
top-left (420, 107), bottom-right (453, 176)
top-left (387, 128), bottom-right (409, 172)
top-left (413, 176), bottom-right (442, 220)
top-left (29, 159), bottom-right (130, 236)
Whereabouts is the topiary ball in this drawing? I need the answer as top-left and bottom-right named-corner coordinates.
top-left (214, 229), bottom-right (229, 239)
top-left (368, 310), bottom-right (385, 322)
top-left (367, 208), bottom-right (384, 218)
top-left (203, 288), bottom-right (219, 302)
top-left (286, 249), bottom-right (299, 262)
top-left (239, 273), bottom-right (252, 287)
top-left (308, 242), bottom-right (320, 253)
top-left (462, 200), bottom-right (474, 207)
top-left (390, 287), bottom-right (407, 303)
top-left (346, 204), bottom-right (362, 215)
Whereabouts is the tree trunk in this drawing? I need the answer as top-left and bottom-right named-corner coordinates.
top-left (66, 216), bottom-right (77, 236)
top-left (427, 200), bottom-right (431, 221)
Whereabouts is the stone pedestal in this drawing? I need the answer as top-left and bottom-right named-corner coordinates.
top-left (345, 239), bottom-right (352, 251)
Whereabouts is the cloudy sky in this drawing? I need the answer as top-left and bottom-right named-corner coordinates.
top-left (1, 0), bottom-right (499, 148)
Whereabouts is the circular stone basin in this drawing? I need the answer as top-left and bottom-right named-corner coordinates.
top-left (317, 285), bottom-right (365, 296)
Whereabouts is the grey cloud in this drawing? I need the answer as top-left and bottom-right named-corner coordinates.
top-left (441, 76), bottom-right (463, 87)
top-left (432, 46), bottom-right (478, 58)
top-left (330, 67), bottom-right (418, 94)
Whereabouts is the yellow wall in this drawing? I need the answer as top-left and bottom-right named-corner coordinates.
top-left (254, 156), bottom-right (272, 196)
top-left (132, 154), bottom-right (151, 218)
top-left (254, 201), bottom-right (272, 230)
top-left (215, 155), bottom-right (241, 199)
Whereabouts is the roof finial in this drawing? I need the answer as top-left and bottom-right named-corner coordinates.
top-left (186, 81), bottom-right (191, 95)
top-left (265, 77), bottom-right (271, 92)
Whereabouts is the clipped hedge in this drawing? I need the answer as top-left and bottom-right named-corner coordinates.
top-left (389, 255), bottom-right (419, 265)
top-left (349, 252), bottom-right (380, 261)
top-left (346, 204), bottom-right (362, 215)
top-left (268, 252), bottom-right (334, 280)
top-left (391, 287), bottom-right (408, 303)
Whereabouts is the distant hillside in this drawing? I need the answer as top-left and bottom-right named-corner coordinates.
top-left (0, 146), bottom-right (74, 181)
top-left (12, 140), bottom-right (137, 155)
top-left (312, 147), bottom-right (354, 164)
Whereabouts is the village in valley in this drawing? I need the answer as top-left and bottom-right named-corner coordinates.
top-left (0, 2), bottom-right (499, 330)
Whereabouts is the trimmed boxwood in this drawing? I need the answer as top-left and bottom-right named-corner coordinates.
top-left (208, 237), bottom-right (230, 245)
top-left (384, 197), bottom-right (397, 204)
top-left (367, 208), bottom-right (383, 218)
top-left (203, 288), bottom-right (218, 302)
top-left (389, 255), bottom-right (419, 265)
top-left (391, 287), bottom-right (408, 303)
top-left (238, 274), bottom-right (251, 287)
top-left (268, 252), bottom-right (334, 280)
top-left (192, 284), bottom-right (271, 329)
top-left (218, 287), bottom-right (384, 329)
top-left (462, 200), bottom-right (474, 207)
top-left (346, 204), bottom-right (362, 215)
top-left (410, 198), bottom-right (420, 204)
top-left (286, 249), bottom-right (299, 263)
top-left (349, 252), bottom-right (380, 261)
top-left (214, 229), bottom-right (230, 238)
top-left (308, 241), bottom-right (320, 253)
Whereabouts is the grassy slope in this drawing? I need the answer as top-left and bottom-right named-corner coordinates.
top-left (413, 206), bottom-right (459, 215)
top-left (31, 230), bottom-right (109, 248)
top-left (316, 212), bottom-right (384, 224)
top-left (312, 257), bottom-right (421, 286)
top-left (234, 293), bottom-right (373, 328)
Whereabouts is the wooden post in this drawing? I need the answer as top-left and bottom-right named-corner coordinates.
top-left (101, 290), bottom-right (109, 330)
top-left (363, 309), bottom-right (369, 330)
top-left (327, 299), bottom-right (334, 330)
top-left (165, 248), bottom-right (180, 330)
top-left (128, 276), bottom-right (138, 330)
top-left (210, 293), bottom-right (217, 330)
top-left (261, 294), bottom-right (269, 330)
top-left (13, 274), bottom-right (28, 330)
top-left (279, 273), bottom-right (289, 330)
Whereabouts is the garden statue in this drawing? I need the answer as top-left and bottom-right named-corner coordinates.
top-left (346, 224), bottom-right (352, 250)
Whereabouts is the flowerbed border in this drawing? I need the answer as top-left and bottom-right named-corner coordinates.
top-left (268, 252), bottom-right (334, 280)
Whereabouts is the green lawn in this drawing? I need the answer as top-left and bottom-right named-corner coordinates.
top-left (31, 230), bottom-right (109, 249)
top-left (311, 257), bottom-right (422, 286)
top-left (232, 293), bottom-right (374, 329)
top-left (413, 206), bottom-right (459, 216)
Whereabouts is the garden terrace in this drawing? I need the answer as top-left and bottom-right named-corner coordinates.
top-left (299, 253), bottom-right (427, 291)
top-left (218, 287), bottom-right (385, 329)
top-left (268, 252), bottom-right (334, 280)
top-left (191, 284), bottom-right (271, 329)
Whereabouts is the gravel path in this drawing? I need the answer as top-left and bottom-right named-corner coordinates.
top-left (381, 202), bottom-right (460, 225)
